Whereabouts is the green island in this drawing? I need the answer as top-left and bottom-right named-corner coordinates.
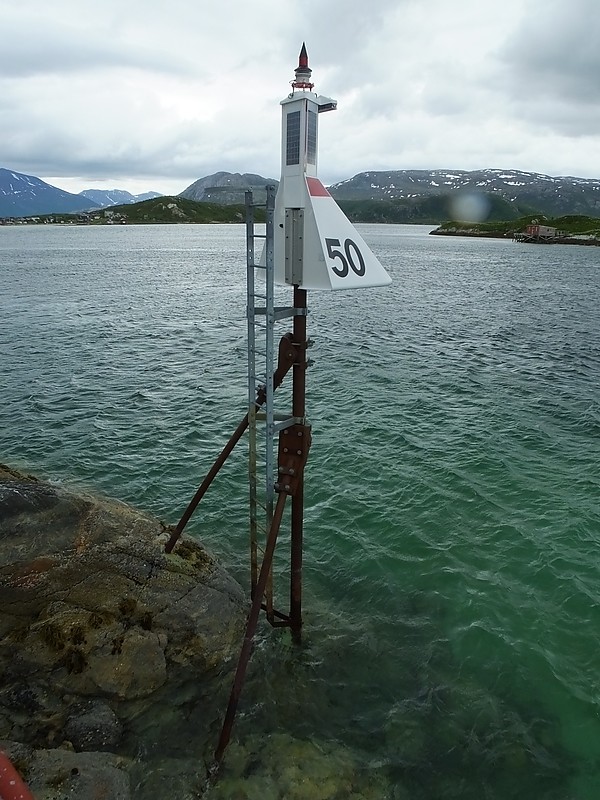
top-left (431, 214), bottom-right (600, 245)
top-left (0, 196), bottom-right (266, 226)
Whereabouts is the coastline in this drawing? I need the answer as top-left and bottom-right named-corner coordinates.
top-left (430, 226), bottom-right (600, 246)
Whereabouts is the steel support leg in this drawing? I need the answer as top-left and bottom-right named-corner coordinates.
top-left (290, 286), bottom-right (307, 643)
top-left (213, 490), bottom-right (288, 764)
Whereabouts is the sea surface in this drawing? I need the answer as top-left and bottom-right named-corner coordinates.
top-left (1, 222), bottom-right (599, 798)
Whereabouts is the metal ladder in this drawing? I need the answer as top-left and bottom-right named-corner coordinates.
top-left (245, 187), bottom-right (298, 620)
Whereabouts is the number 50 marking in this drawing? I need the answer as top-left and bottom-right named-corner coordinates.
top-left (325, 238), bottom-right (366, 278)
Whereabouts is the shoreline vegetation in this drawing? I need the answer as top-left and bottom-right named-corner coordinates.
top-left (0, 196), bottom-right (265, 226)
top-left (430, 214), bottom-right (600, 245)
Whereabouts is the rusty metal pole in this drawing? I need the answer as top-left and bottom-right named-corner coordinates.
top-left (290, 286), bottom-right (307, 644)
top-left (214, 489), bottom-right (288, 765)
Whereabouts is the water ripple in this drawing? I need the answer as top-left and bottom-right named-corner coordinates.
top-left (2, 224), bottom-right (600, 797)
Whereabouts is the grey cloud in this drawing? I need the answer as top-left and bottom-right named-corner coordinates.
top-left (2, 0), bottom-right (599, 191)
top-left (0, 36), bottom-right (194, 78)
top-left (509, 95), bottom-right (600, 138)
top-left (302, 0), bottom-right (403, 43)
top-left (0, 17), bottom-right (197, 78)
top-left (500, 0), bottom-right (600, 130)
top-left (2, 108), bottom-right (276, 188)
top-left (292, 0), bottom-right (407, 82)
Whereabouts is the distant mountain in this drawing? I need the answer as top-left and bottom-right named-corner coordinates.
top-left (0, 168), bottom-right (101, 218)
top-left (179, 172), bottom-right (278, 205)
top-left (79, 189), bottom-right (163, 209)
top-left (328, 169), bottom-right (600, 219)
top-left (5, 165), bottom-right (600, 223)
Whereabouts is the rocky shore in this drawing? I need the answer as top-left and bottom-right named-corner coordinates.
top-left (0, 464), bottom-right (247, 798)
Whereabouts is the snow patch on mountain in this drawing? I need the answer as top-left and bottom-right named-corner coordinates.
top-left (327, 168), bottom-right (600, 217)
top-left (0, 168), bottom-right (101, 217)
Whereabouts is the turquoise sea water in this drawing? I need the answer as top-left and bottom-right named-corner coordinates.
top-left (1, 223), bottom-right (599, 798)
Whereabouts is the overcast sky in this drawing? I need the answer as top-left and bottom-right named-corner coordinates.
top-left (2, 0), bottom-right (599, 195)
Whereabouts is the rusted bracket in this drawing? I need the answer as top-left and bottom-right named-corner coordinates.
top-left (164, 332), bottom-right (303, 554)
top-left (275, 423), bottom-right (312, 497)
top-left (258, 422), bottom-right (312, 626)
top-left (273, 332), bottom-right (300, 391)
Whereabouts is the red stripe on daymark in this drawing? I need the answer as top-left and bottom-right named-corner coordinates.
top-left (306, 177), bottom-right (331, 197)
